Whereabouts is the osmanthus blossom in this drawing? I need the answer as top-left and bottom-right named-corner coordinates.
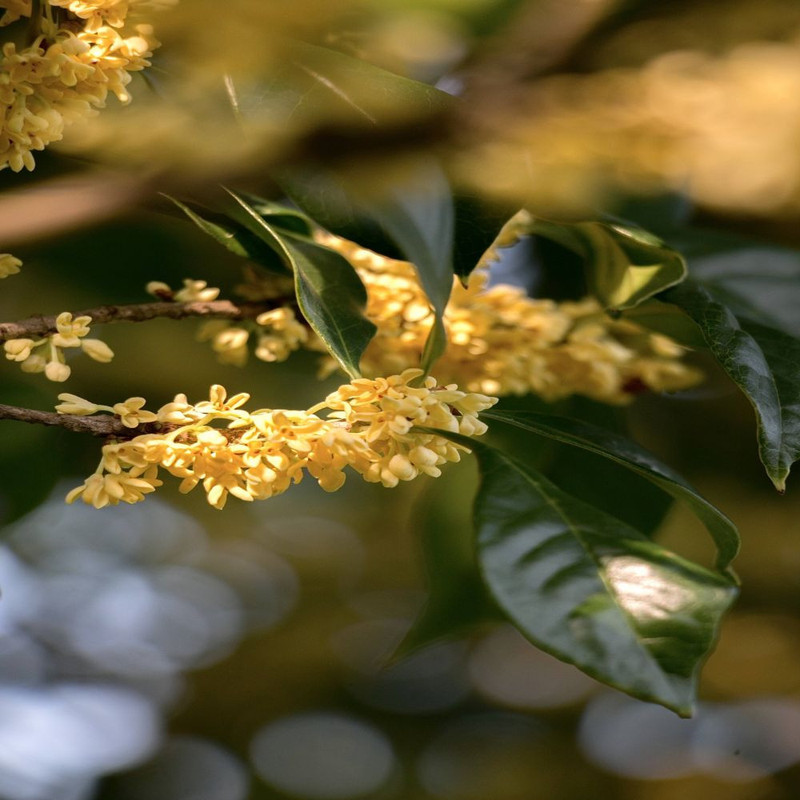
top-left (0, 253), bottom-right (21, 277)
top-left (0, 0), bottom-right (174, 172)
top-left (61, 370), bottom-right (498, 510)
top-left (3, 311), bottom-right (115, 381)
top-left (187, 229), bottom-right (703, 405)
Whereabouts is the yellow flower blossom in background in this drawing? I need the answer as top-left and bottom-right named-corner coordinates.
top-left (174, 279), bottom-right (220, 303)
top-left (315, 234), bottom-right (703, 404)
top-left (63, 370), bottom-right (498, 509)
top-left (0, 253), bottom-right (21, 277)
top-left (0, 0), bottom-right (172, 172)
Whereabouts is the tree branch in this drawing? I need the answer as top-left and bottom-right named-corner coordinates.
top-left (0, 299), bottom-right (271, 342)
top-left (0, 404), bottom-right (166, 437)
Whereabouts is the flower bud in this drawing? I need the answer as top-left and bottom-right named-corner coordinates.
top-left (81, 338), bottom-right (114, 362)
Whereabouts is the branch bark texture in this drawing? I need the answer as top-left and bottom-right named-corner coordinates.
top-left (0, 300), bottom-right (269, 342)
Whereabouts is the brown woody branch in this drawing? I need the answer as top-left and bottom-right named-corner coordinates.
top-left (0, 300), bottom-right (272, 342)
top-left (0, 404), bottom-right (169, 438)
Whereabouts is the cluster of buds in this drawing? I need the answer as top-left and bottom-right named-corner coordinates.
top-left (3, 311), bottom-right (113, 381)
top-left (147, 277), bottom-right (310, 368)
top-left (1, 0), bottom-right (175, 172)
top-left (0, 252), bottom-right (21, 278)
top-left (62, 369), bottom-right (498, 510)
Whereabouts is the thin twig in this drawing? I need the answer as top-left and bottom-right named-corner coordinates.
top-left (0, 300), bottom-right (270, 342)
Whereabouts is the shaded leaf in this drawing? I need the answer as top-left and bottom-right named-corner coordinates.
top-left (452, 196), bottom-right (520, 281)
top-left (530, 218), bottom-right (687, 310)
top-left (663, 279), bottom-right (796, 491)
top-left (442, 432), bottom-right (737, 716)
top-left (283, 160), bottom-right (455, 372)
top-left (687, 242), bottom-right (800, 338)
top-left (483, 409), bottom-right (740, 571)
top-left (164, 195), bottom-right (288, 275)
top-left (226, 190), bottom-right (376, 378)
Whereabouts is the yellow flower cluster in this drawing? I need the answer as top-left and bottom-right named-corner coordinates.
top-left (315, 234), bottom-right (703, 404)
top-left (63, 369), bottom-right (497, 509)
top-left (146, 276), bottom-right (310, 368)
top-left (1, 0), bottom-right (173, 172)
top-left (0, 252), bottom-right (21, 277)
top-left (3, 311), bottom-right (113, 381)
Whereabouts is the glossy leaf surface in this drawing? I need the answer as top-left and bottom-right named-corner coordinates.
top-left (444, 432), bottom-right (737, 716)
top-left (483, 409), bottom-right (740, 571)
top-left (663, 279), bottom-right (798, 491)
top-left (530, 218), bottom-right (687, 310)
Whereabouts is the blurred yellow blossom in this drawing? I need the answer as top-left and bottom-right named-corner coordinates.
top-left (0, 253), bottom-right (21, 277)
top-left (174, 279), bottom-right (221, 303)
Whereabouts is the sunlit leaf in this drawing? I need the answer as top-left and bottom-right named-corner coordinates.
top-left (225, 189), bottom-right (376, 378)
top-left (530, 218), bottom-right (687, 310)
top-left (483, 409), bottom-right (740, 571)
top-left (663, 279), bottom-right (799, 492)
top-left (440, 432), bottom-right (737, 716)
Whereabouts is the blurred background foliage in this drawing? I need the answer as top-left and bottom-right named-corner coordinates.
top-left (3, 0), bottom-right (800, 798)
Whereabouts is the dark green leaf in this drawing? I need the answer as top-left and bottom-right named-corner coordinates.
top-left (530, 218), bottom-right (687, 310)
top-left (663, 279), bottom-right (795, 491)
top-left (283, 160), bottom-right (455, 372)
top-left (452, 197), bottom-right (520, 281)
top-left (483, 409), bottom-right (740, 571)
top-left (231, 192), bottom-right (314, 236)
top-left (539, 398), bottom-right (673, 537)
top-left (163, 195), bottom-right (288, 275)
top-left (225, 189), bottom-right (376, 378)
top-left (280, 169), bottom-right (405, 260)
top-left (443, 433), bottom-right (737, 716)
top-left (739, 320), bottom-right (800, 490)
top-left (689, 243), bottom-right (800, 338)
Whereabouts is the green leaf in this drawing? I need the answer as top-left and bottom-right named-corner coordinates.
top-left (739, 319), bottom-right (800, 490)
top-left (230, 192), bottom-right (314, 237)
top-left (444, 433), bottom-right (737, 716)
top-left (688, 241), bottom-right (800, 338)
top-left (620, 298), bottom-right (708, 348)
top-left (225, 189), bottom-right (376, 378)
top-left (529, 218), bottom-right (687, 310)
top-left (483, 410), bottom-right (740, 571)
top-left (663, 279), bottom-right (797, 491)
top-left (366, 162), bottom-right (453, 372)
top-left (283, 160), bottom-right (455, 373)
top-left (163, 195), bottom-right (289, 275)
top-left (452, 196), bottom-right (520, 281)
